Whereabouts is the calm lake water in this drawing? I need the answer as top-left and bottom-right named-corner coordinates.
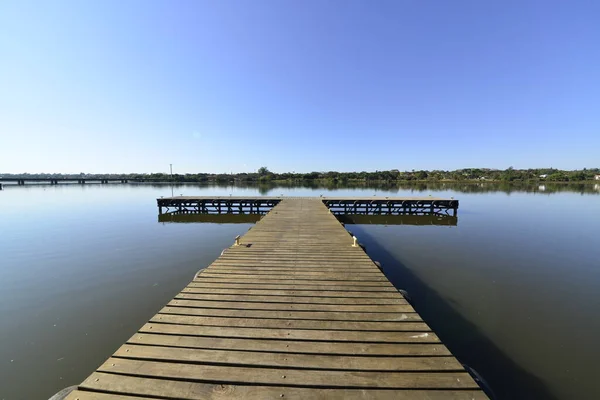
top-left (1, 182), bottom-right (599, 400)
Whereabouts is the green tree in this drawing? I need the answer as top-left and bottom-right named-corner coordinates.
top-left (258, 166), bottom-right (270, 176)
top-left (415, 170), bottom-right (428, 180)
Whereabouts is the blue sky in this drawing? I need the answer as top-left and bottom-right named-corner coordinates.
top-left (1, 0), bottom-right (598, 174)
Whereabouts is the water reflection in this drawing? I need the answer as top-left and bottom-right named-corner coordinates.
top-left (337, 214), bottom-right (457, 226)
top-left (158, 211), bottom-right (457, 226)
top-left (141, 181), bottom-right (600, 195)
top-left (158, 211), bottom-right (456, 226)
top-left (158, 213), bottom-right (262, 224)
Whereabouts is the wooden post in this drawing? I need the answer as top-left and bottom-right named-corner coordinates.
top-left (352, 236), bottom-right (358, 247)
top-left (234, 235), bottom-right (240, 246)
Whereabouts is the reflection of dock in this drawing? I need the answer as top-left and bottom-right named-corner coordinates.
top-left (337, 213), bottom-right (458, 226)
top-left (159, 212), bottom-right (457, 226)
top-left (65, 197), bottom-right (484, 399)
top-left (159, 212), bottom-right (262, 224)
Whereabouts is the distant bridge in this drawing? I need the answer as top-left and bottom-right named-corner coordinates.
top-left (0, 177), bottom-right (131, 186)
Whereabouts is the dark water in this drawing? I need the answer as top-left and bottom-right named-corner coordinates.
top-left (1, 183), bottom-right (599, 400)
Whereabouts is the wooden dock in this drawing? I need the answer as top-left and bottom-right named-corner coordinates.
top-left (65, 198), bottom-right (485, 399)
top-left (157, 196), bottom-right (459, 216)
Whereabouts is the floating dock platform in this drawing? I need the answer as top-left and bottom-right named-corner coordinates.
top-left (157, 196), bottom-right (459, 216)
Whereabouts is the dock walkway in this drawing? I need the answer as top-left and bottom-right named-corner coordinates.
top-left (66, 198), bottom-right (485, 399)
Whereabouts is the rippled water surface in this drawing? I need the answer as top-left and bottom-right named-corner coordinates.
top-left (1, 183), bottom-right (599, 399)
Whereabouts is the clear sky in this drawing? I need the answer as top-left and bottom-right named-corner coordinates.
top-left (1, 0), bottom-right (598, 174)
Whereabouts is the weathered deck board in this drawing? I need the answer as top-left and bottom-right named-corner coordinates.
top-left (137, 323), bottom-right (437, 342)
top-left (66, 198), bottom-right (484, 399)
top-left (187, 282), bottom-right (398, 290)
top-left (75, 373), bottom-right (487, 400)
top-left (160, 305), bottom-right (422, 320)
top-left (189, 277), bottom-right (395, 286)
top-left (169, 299), bottom-right (412, 312)
top-left (129, 333), bottom-right (452, 355)
top-left (96, 358), bottom-right (479, 388)
top-left (113, 344), bottom-right (463, 370)
top-left (150, 313), bottom-right (430, 331)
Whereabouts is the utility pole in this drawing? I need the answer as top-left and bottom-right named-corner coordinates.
top-left (170, 164), bottom-right (174, 197)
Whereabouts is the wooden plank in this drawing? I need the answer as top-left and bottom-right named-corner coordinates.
top-left (211, 252), bottom-right (368, 257)
top-left (114, 344), bottom-right (462, 371)
top-left (209, 260), bottom-right (376, 265)
top-left (139, 323), bottom-right (437, 342)
top-left (203, 265), bottom-right (377, 271)
top-left (97, 358), bottom-right (479, 389)
top-left (223, 248), bottom-right (370, 252)
top-left (212, 257), bottom-right (374, 262)
top-left (216, 256), bottom-right (373, 261)
top-left (128, 333), bottom-right (451, 355)
top-left (189, 283), bottom-right (397, 292)
top-left (198, 270), bottom-right (386, 277)
top-left (128, 333), bottom-right (450, 356)
top-left (222, 247), bottom-right (367, 251)
top-left (168, 299), bottom-right (413, 312)
top-left (208, 262), bottom-right (378, 268)
top-left (175, 293), bottom-right (407, 305)
top-left (162, 306), bottom-right (421, 321)
top-left (220, 249), bottom-right (368, 251)
top-left (194, 277), bottom-right (395, 287)
top-left (152, 313), bottom-right (429, 331)
top-left (65, 390), bottom-right (149, 400)
top-left (180, 287), bottom-right (400, 298)
top-left (206, 263), bottom-right (377, 268)
top-left (198, 272), bottom-right (389, 281)
top-left (205, 266), bottom-right (379, 272)
top-left (77, 373), bottom-right (487, 400)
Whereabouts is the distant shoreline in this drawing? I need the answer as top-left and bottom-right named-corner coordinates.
top-left (3, 178), bottom-right (598, 184)
top-left (2, 167), bottom-right (599, 184)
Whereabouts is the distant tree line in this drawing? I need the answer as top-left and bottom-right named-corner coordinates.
top-left (2, 167), bottom-right (599, 183)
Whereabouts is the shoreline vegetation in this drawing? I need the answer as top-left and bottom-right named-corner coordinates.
top-left (2, 167), bottom-right (599, 183)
